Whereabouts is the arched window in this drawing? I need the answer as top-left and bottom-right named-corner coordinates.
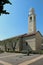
top-left (26, 42), bottom-right (28, 46)
top-left (30, 17), bottom-right (32, 21)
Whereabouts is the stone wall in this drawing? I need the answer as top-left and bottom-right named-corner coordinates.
top-left (0, 32), bottom-right (42, 52)
top-left (23, 35), bottom-right (36, 51)
top-left (36, 32), bottom-right (42, 51)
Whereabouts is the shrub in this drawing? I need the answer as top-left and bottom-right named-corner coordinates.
top-left (0, 50), bottom-right (4, 53)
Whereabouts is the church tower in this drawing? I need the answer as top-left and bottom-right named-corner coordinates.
top-left (28, 8), bottom-right (36, 34)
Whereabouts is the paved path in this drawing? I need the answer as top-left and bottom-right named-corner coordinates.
top-left (0, 53), bottom-right (42, 65)
top-left (28, 58), bottom-right (43, 65)
top-left (19, 55), bottom-right (43, 65)
top-left (0, 60), bottom-right (12, 65)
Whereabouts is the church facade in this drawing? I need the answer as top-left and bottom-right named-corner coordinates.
top-left (0, 8), bottom-right (43, 52)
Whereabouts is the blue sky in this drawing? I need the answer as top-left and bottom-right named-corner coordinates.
top-left (0, 0), bottom-right (43, 40)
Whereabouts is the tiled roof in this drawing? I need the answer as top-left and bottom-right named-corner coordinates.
top-left (2, 31), bottom-right (43, 41)
top-left (17, 33), bottom-right (36, 38)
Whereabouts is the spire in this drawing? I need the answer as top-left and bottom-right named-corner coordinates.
top-left (29, 8), bottom-right (35, 15)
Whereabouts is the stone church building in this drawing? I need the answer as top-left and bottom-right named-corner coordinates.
top-left (0, 8), bottom-right (43, 52)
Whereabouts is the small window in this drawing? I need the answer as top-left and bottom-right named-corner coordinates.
top-left (34, 16), bottom-right (35, 21)
top-left (26, 42), bottom-right (28, 46)
top-left (30, 17), bottom-right (32, 20)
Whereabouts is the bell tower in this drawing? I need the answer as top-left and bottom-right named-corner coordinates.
top-left (28, 8), bottom-right (36, 34)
